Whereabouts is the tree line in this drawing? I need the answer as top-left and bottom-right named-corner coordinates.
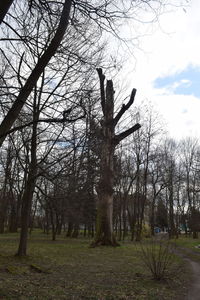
top-left (0, 99), bottom-right (200, 241)
top-left (0, 0), bottom-right (191, 255)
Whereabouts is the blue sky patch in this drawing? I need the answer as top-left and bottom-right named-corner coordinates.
top-left (154, 66), bottom-right (200, 98)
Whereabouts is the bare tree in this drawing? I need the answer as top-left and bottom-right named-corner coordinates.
top-left (92, 68), bottom-right (140, 246)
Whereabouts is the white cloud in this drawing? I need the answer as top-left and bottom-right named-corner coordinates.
top-left (165, 78), bottom-right (192, 92)
top-left (152, 94), bottom-right (200, 140)
top-left (120, 0), bottom-right (200, 140)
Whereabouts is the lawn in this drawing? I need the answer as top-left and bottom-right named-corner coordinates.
top-left (175, 235), bottom-right (200, 249)
top-left (174, 235), bottom-right (200, 262)
top-left (0, 231), bottom-right (189, 299)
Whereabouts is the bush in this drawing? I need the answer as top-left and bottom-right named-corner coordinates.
top-left (141, 223), bottom-right (151, 238)
top-left (138, 239), bottom-right (175, 280)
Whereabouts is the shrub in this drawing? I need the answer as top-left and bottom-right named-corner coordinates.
top-left (141, 223), bottom-right (151, 238)
top-left (138, 239), bottom-right (175, 280)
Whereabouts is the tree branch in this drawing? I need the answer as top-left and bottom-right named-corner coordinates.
top-left (96, 68), bottom-right (106, 116)
top-left (0, 0), bottom-right (72, 147)
top-left (0, 114), bottom-right (85, 138)
top-left (113, 88), bottom-right (137, 126)
top-left (113, 123), bottom-right (141, 145)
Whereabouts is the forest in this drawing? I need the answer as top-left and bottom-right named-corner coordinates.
top-left (0, 1), bottom-right (199, 299)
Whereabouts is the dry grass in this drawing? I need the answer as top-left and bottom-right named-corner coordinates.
top-left (0, 231), bottom-right (189, 299)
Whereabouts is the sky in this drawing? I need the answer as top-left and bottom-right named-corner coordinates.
top-left (120, 0), bottom-right (200, 141)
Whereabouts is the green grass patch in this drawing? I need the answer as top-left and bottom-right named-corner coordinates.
top-left (175, 235), bottom-right (200, 249)
top-left (0, 231), bottom-right (189, 299)
top-left (173, 235), bottom-right (200, 263)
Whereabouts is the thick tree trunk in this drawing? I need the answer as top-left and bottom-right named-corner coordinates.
top-left (95, 193), bottom-right (118, 246)
top-left (92, 77), bottom-right (118, 246)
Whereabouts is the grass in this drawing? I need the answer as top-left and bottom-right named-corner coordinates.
top-left (173, 234), bottom-right (200, 262)
top-left (0, 231), bottom-right (189, 299)
top-left (175, 235), bottom-right (200, 249)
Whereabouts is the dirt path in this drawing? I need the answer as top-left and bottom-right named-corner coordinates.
top-left (174, 247), bottom-right (200, 300)
top-left (155, 234), bottom-right (200, 300)
top-left (185, 258), bottom-right (200, 300)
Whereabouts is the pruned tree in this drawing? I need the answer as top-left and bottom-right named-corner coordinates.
top-left (92, 68), bottom-right (141, 246)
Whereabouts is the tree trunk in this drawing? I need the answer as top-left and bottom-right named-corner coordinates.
top-left (48, 204), bottom-right (56, 241)
top-left (56, 218), bottom-right (62, 235)
top-left (91, 69), bottom-right (140, 247)
top-left (0, 199), bottom-right (7, 233)
top-left (44, 210), bottom-right (50, 234)
top-left (193, 231), bottom-right (198, 239)
top-left (66, 221), bottom-right (73, 237)
top-left (169, 187), bottom-right (176, 238)
top-left (150, 205), bottom-right (155, 236)
top-left (16, 174), bottom-right (36, 255)
top-left (95, 193), bottom-right (118, 245)
top-left (92, 78), bottom-right (118, 246)
top-left (72, 222), bottom-right (79, 238)
top-left (0, 213), bottom-right (5, 233)
top-left (83, 224), bottom-right (87, 237)
top-left (16, 94), bottom-right (38, 256)
top-left (118, 211), bottom-right (122, 241)
top-left (9, 206), bottom-right (18, 233)
top-left (122, 197), bottom-right (127, 241)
